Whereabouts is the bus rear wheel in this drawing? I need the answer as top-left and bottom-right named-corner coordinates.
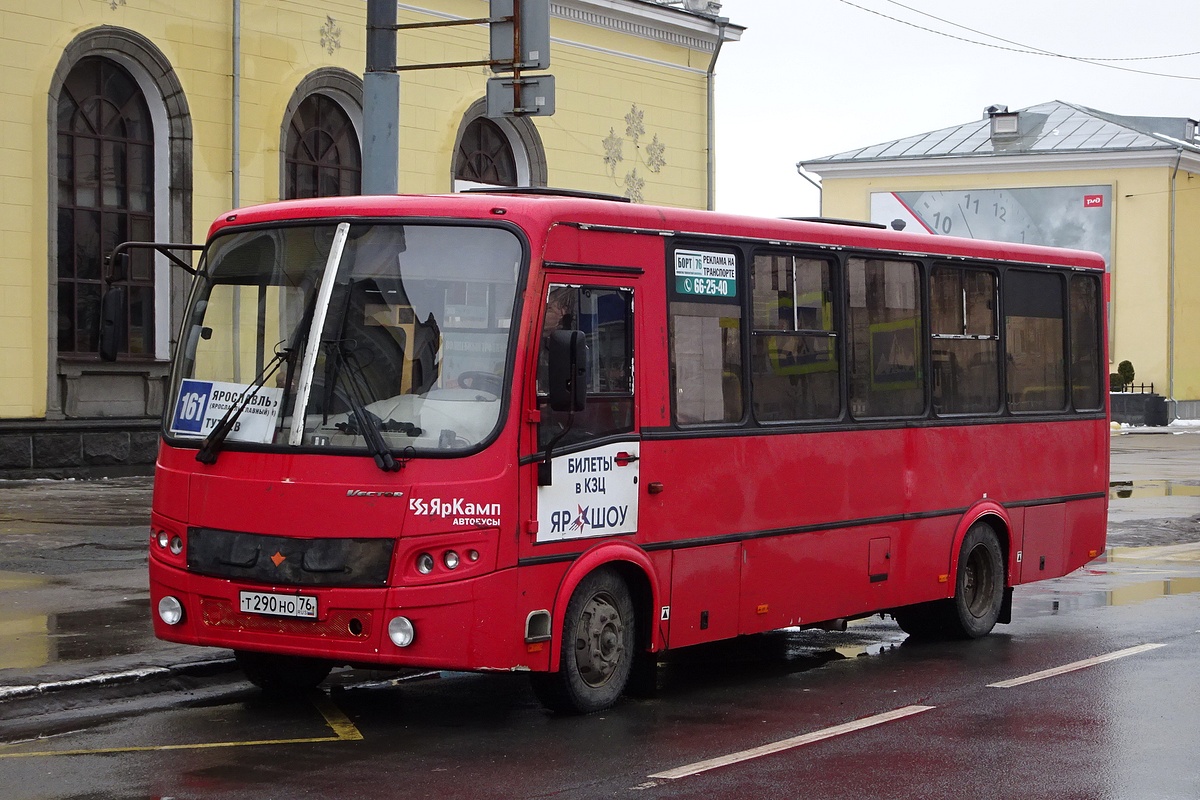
top-left (530, 568), bottom-right (635, 714)
top-left (894, 522), bottom-right (1005, 640)
top-left (945, 523), bottom-right (1005, 639)
top-left (235, 650), bottom-right (333, 694)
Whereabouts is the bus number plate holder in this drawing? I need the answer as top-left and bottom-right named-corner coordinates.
top-left (239, 590), bottom-right (318, 619)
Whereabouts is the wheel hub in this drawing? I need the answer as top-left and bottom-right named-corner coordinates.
top-left (574, 593), bottom-right (625, 688)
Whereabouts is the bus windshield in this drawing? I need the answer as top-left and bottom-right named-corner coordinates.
top-left (167, 222), bottom-right (523, 455)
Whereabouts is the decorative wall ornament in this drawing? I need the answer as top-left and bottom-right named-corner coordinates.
top-left (624, 169), bottom-right (646, 204)
top-left (602, 128), bottom-right (623, 176)
top-left (601, 104), bottom-right (667, 203)
top-left (320, 16), bottom-right (342, 55)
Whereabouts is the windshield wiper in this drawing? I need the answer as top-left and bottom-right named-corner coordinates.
top-left (195, 344), bottom-right (288, 465)
top-left (329, 341), bottom-right (403, 472)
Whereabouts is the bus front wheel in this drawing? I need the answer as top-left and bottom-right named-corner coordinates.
top-left (531, 567), bottom-right (635, 714)
top-left (235, 650), bottom-right (333, 694)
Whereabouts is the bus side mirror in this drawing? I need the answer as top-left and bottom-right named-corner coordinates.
top-left (547, 329), bottom-right (586, 413)
top-left (98, 286), bottom-right (126, 362)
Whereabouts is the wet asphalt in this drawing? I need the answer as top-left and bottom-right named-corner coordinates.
top-left (0, 428), bottom-right (1197, 712)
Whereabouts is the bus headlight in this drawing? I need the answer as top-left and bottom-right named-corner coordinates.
top-left (388, 616), bottom-right (415, 647)
top-left (169, 536), bottom-right (184, 556)
top-left (416, 553), bottom-right (435, 574)
top-left (156, 530), bottom-right (169, 548)
top-left (158, 596), bottom-right (184, 625)
top-left (443, 550), bottom-right (460, 570)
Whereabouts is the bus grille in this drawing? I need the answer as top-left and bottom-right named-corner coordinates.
top-left (187, 528), bottom-right (394, 587)
top-left (200, 597), bottom-right (374, 640)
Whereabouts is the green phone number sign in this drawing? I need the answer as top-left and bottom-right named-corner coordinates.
top-left (675, 249), bottom-right (737, 298)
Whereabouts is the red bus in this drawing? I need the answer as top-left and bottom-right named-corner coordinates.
top-left (147, 190), bottom-right (1109, 713)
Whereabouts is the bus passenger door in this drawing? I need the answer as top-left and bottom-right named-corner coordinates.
top-left (529, 282), bottom-right (639, 545)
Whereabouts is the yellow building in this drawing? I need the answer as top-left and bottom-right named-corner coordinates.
top-left (800, 101), bottom-right (1200, 420)
top-left (0, 0), bottom-right (740, 476)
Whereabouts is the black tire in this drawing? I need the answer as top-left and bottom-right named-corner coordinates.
top-left (893, 601), bottom-right (948, 639)
top-left (894, 522), bottom-right (1005, 640)
top-left (235, 650), bottom-right (333, 694)
top-left (530, 568), bottom-right (635, 714)
top-left (944, 522), bottom-right (1005, 639)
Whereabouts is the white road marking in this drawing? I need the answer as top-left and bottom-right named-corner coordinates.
top-left (987, 643), bottom-right (1167, 689)
top-left (647, 704), bottom-right (935, 781)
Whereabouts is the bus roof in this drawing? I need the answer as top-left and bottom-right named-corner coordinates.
top-left (207, 192), bottom-right (1107, 271)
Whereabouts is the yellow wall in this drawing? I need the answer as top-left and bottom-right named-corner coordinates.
top-left (1171, 168), bottom-right (1200, 400)
top-left (0, 0), bottom-right (716, 420)
top-left (819, 166), bottom-right (1178, 397)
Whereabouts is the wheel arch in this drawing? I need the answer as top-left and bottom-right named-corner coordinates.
top-left (948, 501), bottom-right (1014, 592)
top-left (546, 541), bottom-right (662, 673)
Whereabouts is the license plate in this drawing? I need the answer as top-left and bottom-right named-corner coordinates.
top-left (239, 590), bottom-right (317, 619)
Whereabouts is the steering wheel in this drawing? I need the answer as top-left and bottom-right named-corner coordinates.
top-left (457, 371), bottom-right (503, 397)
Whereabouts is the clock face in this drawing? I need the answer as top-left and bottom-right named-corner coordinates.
top-left (878, 190), bottom-right (1042, 245)
top-left (870, 186), bottom-right (1113, 266)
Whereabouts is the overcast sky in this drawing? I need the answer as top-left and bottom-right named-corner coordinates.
top-left (712, 0), bottom-right (1200, 218)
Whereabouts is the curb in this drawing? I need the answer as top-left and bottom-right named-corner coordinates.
top-left (0, 657), bottom-right (238, 715)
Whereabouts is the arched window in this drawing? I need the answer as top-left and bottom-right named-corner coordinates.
top-left (455, 117), bottom-right (518, 187)
top-left (56, 57), bottom-right (155, 356)
top-left (285, 94), bottom-right (361, 198)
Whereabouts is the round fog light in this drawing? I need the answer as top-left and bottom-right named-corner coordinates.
top-left (443, 550), bottom-right (460, 570)
top-left (388, 616), bottom-right (415, 647)
top-left (158, 596), bottom-right (184, 626)
top-left (416, 553), bottom-right (434, 574)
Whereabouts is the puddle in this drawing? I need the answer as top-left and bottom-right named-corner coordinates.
top-left (832, 640), bottom-right (904, 659)
top-left (0, 571), bottom-right (48, 592)
top-left (1021, 573), bottom-right (1200, 617)
top-left (1109, 480), bottom-right (1200, 500)
top-left (1106, 576), bottom-right (1200, 606)
top-left (0, 598), bottom-right (156, 671)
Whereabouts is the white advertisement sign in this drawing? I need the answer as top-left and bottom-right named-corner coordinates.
top-left (170, 379), bottom-right (283, 444)
top-left (674, 249), bottom-right (737, 298)
top-left (536, 442), bottom-right (640, 542)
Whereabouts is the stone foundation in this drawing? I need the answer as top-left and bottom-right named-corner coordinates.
top-left (0, 419), bottom-right (159, 479)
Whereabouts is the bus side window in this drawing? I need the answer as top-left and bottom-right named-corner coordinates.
top-left (749, 253), bottom-right (839, 421)
top-left (1005, 270), bottom-right (1066, 413)
top-left (537, 285), bottom-right (634, 450)
top-left (931, 267), bottom-right (1000, 415)
top-left (1069, 274), bottom-right (1103, 411)
top-left (670, 299), bottom-right (743, 425)
top-left (848, 258), bottom-right (923, 418)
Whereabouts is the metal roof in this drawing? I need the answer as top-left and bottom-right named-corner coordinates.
top-left (803, 101), bottom-right (1200, 166)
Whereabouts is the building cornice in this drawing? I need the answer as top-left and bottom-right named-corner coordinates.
top-left (801, 147), bottom-right (1200, 180)
top-left (554, 1), bottom-right (741, 51)
top-left (396, 1), bottom-right (741, 53)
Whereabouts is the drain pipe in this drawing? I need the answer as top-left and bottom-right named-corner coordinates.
top-left (231, 0), bottom-right (242, 380)
top-left (706, 17), bottom-right (728, 211)
top-left (232, 0), bottom-right (241, 210)
top-left (1167, 147), bottom-right (1182, 415)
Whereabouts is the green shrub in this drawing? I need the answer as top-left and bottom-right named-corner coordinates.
top-left (1117, 360), bottom-right (1135, 387)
